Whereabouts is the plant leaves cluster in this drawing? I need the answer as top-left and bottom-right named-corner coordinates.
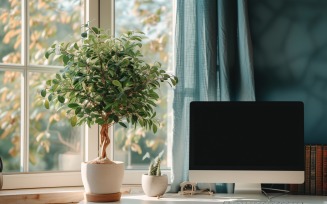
top-left (148, 157), bottom-right (161, 176)
top-left (41, 24), bottom-right (178, 133)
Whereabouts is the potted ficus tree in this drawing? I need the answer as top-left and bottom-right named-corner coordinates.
top-left (41, 24), bottom-right (178, 202)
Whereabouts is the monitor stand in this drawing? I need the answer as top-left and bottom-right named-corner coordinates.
top-left (234, 183), bottom-right (262, 194)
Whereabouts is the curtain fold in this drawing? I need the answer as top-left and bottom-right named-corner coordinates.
top-left (170, 0), bottom-right (256, 192)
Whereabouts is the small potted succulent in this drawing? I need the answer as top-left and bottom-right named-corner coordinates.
top-left (142, 154), bottom-right (168, 197)
top-left (41, 24), bottom-right (177, 202)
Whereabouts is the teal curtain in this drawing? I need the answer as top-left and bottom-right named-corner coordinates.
top-left (171, 0), bottom-right (256, 192)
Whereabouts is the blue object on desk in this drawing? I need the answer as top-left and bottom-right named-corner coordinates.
top-left (216, 183), bottom-right (227, 193)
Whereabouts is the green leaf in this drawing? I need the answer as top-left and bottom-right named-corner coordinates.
top-left (171, 79), bottom-right (176, 86)
top-left (48, 94), bottom-right (53, 101)
top-left (78, 61), bottom-right (86, 67)
top-left (56, 73), bottom-right (61, 80)
top-left (130, 36), bottom-right (142, 41)
top-left (68, 103), bottom-right (79, 109)
top-left (73, 77), bottom-right (80, 85)
top-left (44, 100), bottom-right (50, 109)
top-left (113, 115), bottom-right (119, 123)
top-left (46, 80), bottom-right (52, 86)
top-left (85, 108), bottom-right (91, 114)
top-left (77, 112), bottom-right (84, 117)
top-left (119, 122), bottom-right (127, 128)
top-left (81, 32), bottom-right (87, 38)
top-left (52, 79), bottom-right (59, 84)
top-left (91, 27), bottom-right (100, 34)
top-left (63, 55), bottom-right (69, 65)
top-left (75, 107), bottom-right (82, 115)
top-left (58, 95), bottom-right (65, 103)
top-left (120, 59), bottom-right (129, 67)
top-left (95, 118), bottom-right (105, 124)
top-left (41, 89), bottom-right (46, 97)
top-left (151, 112), bottom-right (156, 119)
top-left (104, 104), bottom-right (112, 111)
top-left (112, 80), bottom-right (122, 88)
top-left (153, 124), bottom-right (158, 133)
top-left (70, 116), bottom-right (77, 126)
top-left (74, 43), bottom-right (79, 50)
top-left (45, 51), bottom-right (51, 59)
top-left (147, 100), bottom-right (157, 107)
top-left (51, 84), bottom-right (58, 92)
top-left (149, 92), bottom-right (159, 100)
top-left (77, 71), bottom-right (84, 76)
top-left (138, 119), bottom-right (144, 127)
top-left (135, 31), bottom-right (145, 35)
top-left (132, 115), bottom-right (137, 125)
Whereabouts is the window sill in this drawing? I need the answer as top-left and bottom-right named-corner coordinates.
top-left (0, 185), bottom-right (143, 203)
top-left (0, 187), bottom-right (84, 203)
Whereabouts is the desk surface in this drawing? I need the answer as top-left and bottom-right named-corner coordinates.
top-left (79, 193), bottom-right (327, 204)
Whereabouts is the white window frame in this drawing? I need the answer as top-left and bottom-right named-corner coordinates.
top-left (1, 0), bottom-right (172, 189)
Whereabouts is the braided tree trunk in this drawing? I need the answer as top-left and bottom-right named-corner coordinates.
top-left (89, 123), bottom-right (114, 164)
top-left (100, 123), bottom-right (110, 159)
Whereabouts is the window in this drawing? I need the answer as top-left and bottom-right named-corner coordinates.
top-left (0, 0), bottom-right (174, 188)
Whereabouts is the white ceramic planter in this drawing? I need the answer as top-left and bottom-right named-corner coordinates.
top-left (81, 161), bottom-right (124, 195)
top-left (142, 174), bottom-right (168, 197)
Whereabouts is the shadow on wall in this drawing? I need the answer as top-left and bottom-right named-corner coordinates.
top-left (248, 0), bottom-right (327, 144)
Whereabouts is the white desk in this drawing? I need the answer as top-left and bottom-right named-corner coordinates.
top-left (79, 193), bottom-right (327, 204)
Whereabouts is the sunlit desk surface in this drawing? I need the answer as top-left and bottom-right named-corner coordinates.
top-left (79, 193), bottom-right (327, 204)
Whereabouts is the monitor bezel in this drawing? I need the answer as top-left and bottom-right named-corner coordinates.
top-left (188, 101), bottom-right (305, 188)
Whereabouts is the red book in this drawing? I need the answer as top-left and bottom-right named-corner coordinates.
top-left (298, 145), bottom-right (306, 195)
top-left (289, 184), bottom-right (298, 195)
top-left (323, 145), bottom-right (327, 195)
top-left (310, 145), bottom-right (316, 195)
top-left (297, 183), bottom-right (305, 195)
top-left (305, 145), bottom-right (311, 195)
top-left (316, 145), bottom-right (323, 195)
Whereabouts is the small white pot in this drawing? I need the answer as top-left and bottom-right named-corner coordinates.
top-left (81, 161), bottom-right (124, 195)
top-left (142, 174), bottom-right (168, 197)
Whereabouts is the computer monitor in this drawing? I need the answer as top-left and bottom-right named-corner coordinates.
top-left (189, 101), bottom-right (304, 194)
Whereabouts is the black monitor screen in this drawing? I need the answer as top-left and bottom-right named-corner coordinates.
top-left (189, 101), bottom-right (304, 171)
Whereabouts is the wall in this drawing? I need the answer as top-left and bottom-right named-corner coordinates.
top-left (248, 0), bottom-right (327, 144)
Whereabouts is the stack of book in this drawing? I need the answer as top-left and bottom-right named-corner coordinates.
top-left (289, 145), bottom-right (327, 195)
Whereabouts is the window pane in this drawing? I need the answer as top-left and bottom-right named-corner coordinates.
top-left (114, 0), bottom-right (173, 169)
top-left (29, 72), bottom-right (83, 171)
top-left (28, 0), bottom-right (83, 65)
top-left (0, 71), bottom-right (21, 172)
top-left (0, 0), bottom-right (22, 64)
